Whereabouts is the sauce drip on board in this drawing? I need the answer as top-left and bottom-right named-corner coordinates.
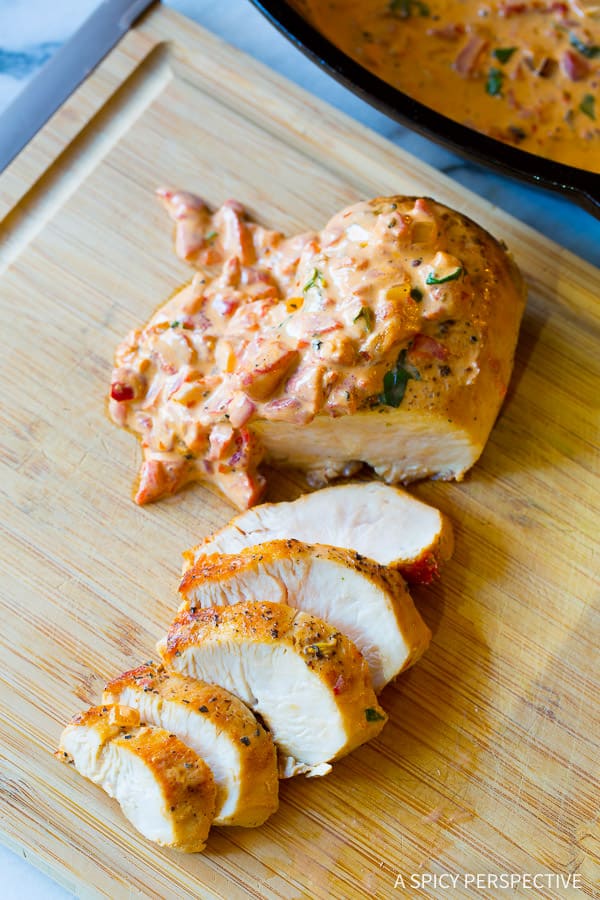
top-left (291, 0), bottom-right (600, 172)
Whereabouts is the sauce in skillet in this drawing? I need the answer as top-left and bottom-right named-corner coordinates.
top-left (291, 0), bottom-right (600, 172)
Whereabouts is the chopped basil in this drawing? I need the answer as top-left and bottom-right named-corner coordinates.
top-left (354, 306), bottom-right (375, 332)
top-left (410, 287), bottom-right (423, 302)
top-left (303, 267), bottom-right (325, 293)
top-left (170, 320), bottom-right (181, 328)
top-left (365, 707), bottom-right (385, 722)
top-left (426, 266), bottom-right (463, 285)
top-left (580, 94), bottom-right (596, 120)
top-left (492, 46), bottom-right (517, 64)
top-left (569, 33), bottom-right (600, 59)
top-left (205, 230), bottom-right (217, 242)
top-left (486, 67), bottom-right (504, 96)
top-left (389, 0), bottom-right (430, 17)
top-left (379, 349), bottom-right (420, 408)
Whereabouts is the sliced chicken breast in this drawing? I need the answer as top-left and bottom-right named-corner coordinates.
top-left (184, 481), bottom-right (453, 584)
top-left (179, 540), bottom-right (431, 692)
top-left (57, 704), bottom-right (216, 851)
top-left (158, 601), bottom-right (387, 776)
top-left (102, 664), bottom-right (278, 827)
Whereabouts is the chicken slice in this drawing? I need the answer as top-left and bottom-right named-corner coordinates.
top-left (57, 705), bottom-right (216, 852)
top-left (184, 481), bottom-right (453, 584)
top-left (158, 601), bottom-right (387, 776)
top-left (178, 540), bottom-right (431, 692)
top-left (103, 664), bottom-right (278, 827)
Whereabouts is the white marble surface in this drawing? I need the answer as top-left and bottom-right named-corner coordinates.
top-left (0, 0), bottom-right (99, 108)
top-left (0, 0), bottom-right (597, 896)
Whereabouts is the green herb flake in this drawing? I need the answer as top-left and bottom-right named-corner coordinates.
top-left (365, 707), bottom-right (385, 722)
top-left (170, 320), bottom-right (181, 328)
top-left (492, 46), bottom-right (517, 64)
top-left (486, 67), bottom-right (504, 96)
top-left (426, 266), bottom-right (463, 285)
top-left (569, 33), bottom-right (600, 59)
top-left (303, 268), bottom-right (326, 293)
top-left (379, 349), bottom-right (420, 408)
top-left (389, 0), bottom-right (430, 17)
top-left (353, 306), bottom-right (375, 332)
top-left (410, 287), bottom-right (423, 302)
top-left (580, 93), bottom-right (596, 120)
top-left (205, 230), bottom-right (218, 242)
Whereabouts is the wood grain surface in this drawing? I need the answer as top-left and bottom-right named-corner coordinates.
top-left (0, 5), bottom-right (598, 898)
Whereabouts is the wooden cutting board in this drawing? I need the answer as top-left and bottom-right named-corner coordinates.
top-left (0, 5), bottom-right (598, 898)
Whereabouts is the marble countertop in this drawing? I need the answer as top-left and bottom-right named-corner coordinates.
top-left (0, 1), bottom-right (597, 896)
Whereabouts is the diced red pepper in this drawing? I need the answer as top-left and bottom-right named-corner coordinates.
top-left (333, 674), bottom-right (346, 695)
top-left (110, 382), bottom-right (135, 402)
top-left (408, 333), bottom-right (449, 361)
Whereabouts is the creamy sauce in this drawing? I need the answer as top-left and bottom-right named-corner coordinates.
top-left (292, 0), bottom-right (600, 171)
top-left (109, 192), bottom-right (502, 508)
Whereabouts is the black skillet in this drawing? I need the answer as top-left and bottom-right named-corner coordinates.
top-left (250, 0), bottom-right (600, 218)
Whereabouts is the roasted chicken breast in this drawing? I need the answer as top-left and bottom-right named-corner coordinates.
top-left (57, 704), bottom-right (216, 852)
top-left (102, 664), bottom-right (279, 827)
top-left (109, 193), bottom-right (525, 509)
top-left (179, 539), bottom-right (431, 691)
top-left (158, 601), bottom-right (387, 776)
top-left (184, 481), bottom-right (453, 584)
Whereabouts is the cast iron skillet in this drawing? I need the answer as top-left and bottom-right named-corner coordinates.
top-left (250, 0), bottom-right (600, 218)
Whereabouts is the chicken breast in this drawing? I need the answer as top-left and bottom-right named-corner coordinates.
top-left (179, 539), bottom-right (431, 692)
top-left (109, 194), bottom-right (526, 509)
top-left (158, 601), bottom-right (387, 776)
top-left (57, 704), bottom-right (216, 851)
top-left (184, 481), bottom-right (453, 584)
top-left (102, 664), bottom-right (278, 827)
